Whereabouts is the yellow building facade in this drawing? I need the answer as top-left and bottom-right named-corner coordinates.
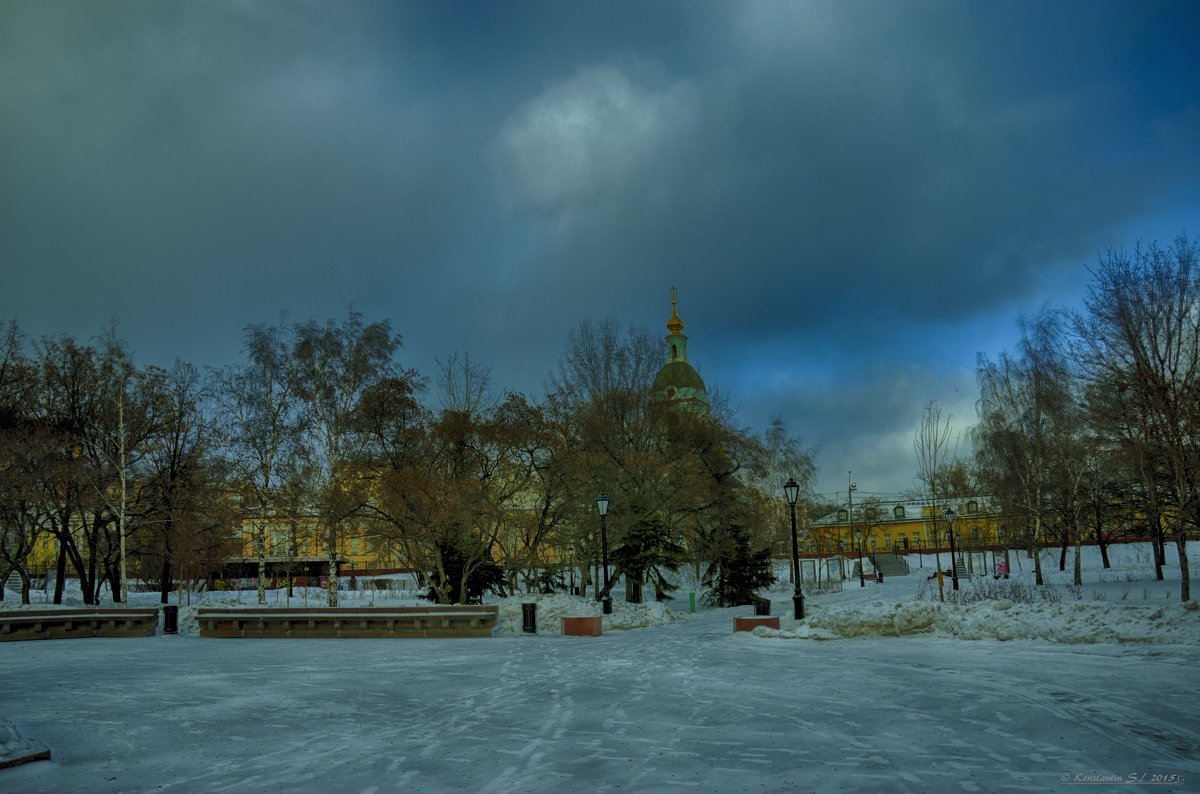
top-left (809, 496), bottom-right (1009, 556)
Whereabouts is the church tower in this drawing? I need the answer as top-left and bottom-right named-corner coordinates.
top-left (650, 287), bottom-right (709, 411)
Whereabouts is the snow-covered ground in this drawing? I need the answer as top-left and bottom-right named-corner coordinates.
top-left (1, 543), bottom-right (1197, 793)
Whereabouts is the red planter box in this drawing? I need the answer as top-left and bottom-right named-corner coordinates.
top-left (734, 616), bottom-right (780, 632)
top-left (561, 616), bottom-right (603, 636)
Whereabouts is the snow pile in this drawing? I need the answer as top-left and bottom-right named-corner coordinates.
top-left (754, 596), bottom-right (1200, 644)
top-left (492, 593), bottom-right (680, 635)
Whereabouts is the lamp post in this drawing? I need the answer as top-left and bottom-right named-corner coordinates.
top-left (784, 478), bottom-right (804, 620)
top-left (597, 494), bottom-right (612, 614)
top-left (287, 543), bottom-right (296, 603)
top-left (944, 508), bottom-right (959, 591)
top-left (847, 475), bottom-right (857, 582)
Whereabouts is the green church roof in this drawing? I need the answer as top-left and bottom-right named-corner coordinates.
top-left (651, 361), bottom-right (708, 403)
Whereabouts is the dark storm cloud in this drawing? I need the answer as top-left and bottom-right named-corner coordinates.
top-left (2, 1), bottom-right (1197, 497)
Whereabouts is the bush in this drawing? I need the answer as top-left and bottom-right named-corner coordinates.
top-left (916, 576), bottom-right (1062, 604)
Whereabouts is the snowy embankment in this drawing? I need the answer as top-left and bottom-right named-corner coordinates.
top-left (2, 542), bottom-right (1195, 644)
top-left (754, 541), bottom-right (1200, 644)
top-left (0, 587), bottom-right (680, 637)
top-left (491, 592), bottom-right (680, 634)
top-left (757, 596), bottom-right (1200, 644)
top-left (170, 590), bottom-right (680, 636)
top-left (5, 580), bottom-right (1196, 645)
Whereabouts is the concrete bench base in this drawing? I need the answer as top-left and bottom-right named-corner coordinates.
top-left (0, 720), bottom-right (51, 770)
top-left (561, 616), bottom-right (603, 636)
top-left (0, 609), bottom-right (159, 642)
top-left (0, 747), bottom-right (51, 770)
top-left (734, 616), bottom-right (780, 632)
top-left (197, 605), bottom-right (498, 638)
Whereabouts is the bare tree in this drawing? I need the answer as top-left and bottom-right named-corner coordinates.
top-left (914, 400), bottom-right (956, 551)
top-left (1075, 236), bottom-right (1199, 602)
top-left (974, 314), bottom-right (1070, 587)
top-left (34, 335), bottom-right (132, 604)
top-left (0, 320), bottom-right (45, 602)
top-left (214, 319), bottom-right (302, 604)
top-left (291, 309), bottom-right (401, 606)
top-left (547, 319), bottom-right (665, 601)
top-left (136, 361), bottom-right (229, 603)
top-left (754, 416), bottom-right (817, 581)
top-left (436, 352), bottom-right (497, 419)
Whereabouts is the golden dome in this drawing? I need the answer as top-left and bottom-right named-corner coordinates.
top-left (667, 286), bottom-right (685, 334)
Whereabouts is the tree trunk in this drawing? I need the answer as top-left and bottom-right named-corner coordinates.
top-left (53, 545), bottom-right (66, 604)
top-left (327, 529), bottom-right (339, 607)
top-left (256, 524), bottom-right (268, 605)
top-left (18, 567), bottom-right (31, 604)
top-left (1032, 515), bottom-right (1044, 586)
top-left (1176, 535), bottom-right (1190, 602)
top-left (1080, 525), bottom-right (1089, 587)
top-left (626, 571), bottom-right (642, 603)
top-left (1151, 514), bottom-right (1164, 581)
top-left (108, 560), bottom-right (122, 603)
top-left (159, 557), bottom-right (173, 604)
top-left (83, 546), bottom-right (99, 605)
top-left (1097, 523), bottom-right (1111, 569)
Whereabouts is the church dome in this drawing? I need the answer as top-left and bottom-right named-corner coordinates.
top-left (652, 361), bottom-right (707, 402)
top-left (651, 288), bottom-right (709, 410)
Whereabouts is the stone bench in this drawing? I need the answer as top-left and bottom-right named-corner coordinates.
top-left (734, 616), bottom-right (780, 632)
top-left (0, 608), bottom-right (159, 642)
top-left (196, 605), bottom-right (499, 638)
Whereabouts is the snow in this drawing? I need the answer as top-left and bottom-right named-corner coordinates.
top-left (1, 543), bottom-right (1198, 793)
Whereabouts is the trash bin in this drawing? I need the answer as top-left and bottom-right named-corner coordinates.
top-left (753, 597), bottom-right (771, 616)
top-left (162, 605), bottom-right (179, 635)
top-left (521, 602), bottom-right (537, 634)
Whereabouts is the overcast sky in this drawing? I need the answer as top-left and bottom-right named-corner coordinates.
top-left (2, 1), bottom-right (1197, 502)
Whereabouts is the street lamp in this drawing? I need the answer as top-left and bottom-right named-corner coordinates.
top-left (597, 494), bottom-right (612, 614)
top-left (784, 478), bottom-right (804, 620)
top-left (855, 529), bottom-right (866, 587)
top-left (944, 508), bottom-right (959, 591)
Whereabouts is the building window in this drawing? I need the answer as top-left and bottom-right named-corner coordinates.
top-left (893, 505), bottom-right (905, 519)
top-left (967, 500), bottom-right (979, 514)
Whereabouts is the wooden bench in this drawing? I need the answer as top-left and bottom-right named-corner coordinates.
top-left (196, 605), bottom-right (499, 638)
top-left (0, 609), bottom-right (159, 642)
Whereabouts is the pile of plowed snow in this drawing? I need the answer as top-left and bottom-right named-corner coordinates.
top-left (753, 597), bottom-right (1199, 644)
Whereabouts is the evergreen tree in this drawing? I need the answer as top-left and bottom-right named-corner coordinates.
top-left (610, 514), bottom-right (684, 603)
top-left (424, 539), bottom-right (506, 604)
top-left (701, 524), bottom-right (775, 607)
